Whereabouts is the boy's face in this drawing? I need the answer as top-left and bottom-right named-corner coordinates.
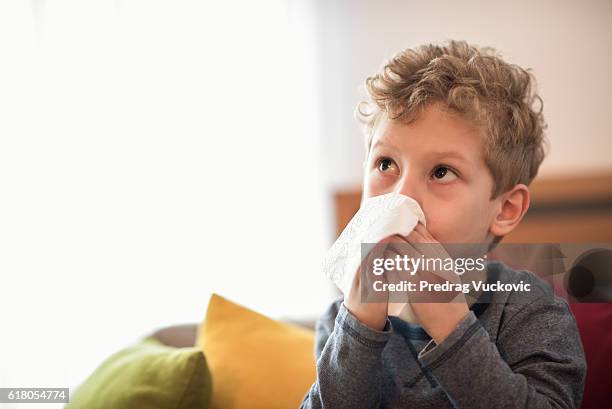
top-left (363, 102), bottom-right (500, 244)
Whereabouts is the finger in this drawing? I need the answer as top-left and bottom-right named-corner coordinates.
top-left (385, 238), bottom-right (422, 262)
top-left (359, 246), bottom-right (388, 303)
top-left (383, 243), bottom-right (423, 288)
top-left (382, 234), bottom-right (410, 244)
top-left (405, 228), bottom-right (437, 259)
top-left (407, 224), bottom-right (450, 260)
top-left (408, 223), bottom-right (436, 243)
top-left (406, 229), bottom-right (428, 243)
top-left (380, 235), bottom-right (413, 260)
top-left (406, 229), bottom-right (460, 285)
top-left (413, 222), bottom-right (435, 240)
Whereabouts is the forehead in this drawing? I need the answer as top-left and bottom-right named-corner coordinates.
top-left (371, 103), bottom-right (485, 164)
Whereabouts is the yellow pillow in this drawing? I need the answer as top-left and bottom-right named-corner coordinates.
top-left (197, 294), bottom-right (316, 409)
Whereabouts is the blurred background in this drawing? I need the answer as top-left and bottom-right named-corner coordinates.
top-left (0, 0), bottom-right (611, 406)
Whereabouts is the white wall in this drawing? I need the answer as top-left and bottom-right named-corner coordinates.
top-left (312, 0), bottom-right (612, 189)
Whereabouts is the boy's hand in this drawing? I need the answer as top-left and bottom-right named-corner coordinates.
top-left (343, 236), bottom-right (400, 331)
top-left (402, 222), bottom-right (470, 344)
top-left (343, 223), bottom-right (470, 340)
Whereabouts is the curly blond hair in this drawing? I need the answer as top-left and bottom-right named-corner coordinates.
top-left (357, 40), bottom-right (548, 200)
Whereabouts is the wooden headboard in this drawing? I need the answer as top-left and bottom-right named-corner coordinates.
top-left (333, 173), bottom-right (612, 242)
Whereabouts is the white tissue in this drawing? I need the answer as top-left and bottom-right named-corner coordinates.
top-left (322, 192), bottom-right (427, 322)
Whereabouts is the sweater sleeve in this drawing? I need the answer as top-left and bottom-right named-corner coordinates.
top-left (299, 300), bottom-right (393, 409)
top-left (417, 296), bottom-right (587, 409)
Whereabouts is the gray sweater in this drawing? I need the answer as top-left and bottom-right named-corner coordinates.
top-left (300, 261), bottom-right (586, 409)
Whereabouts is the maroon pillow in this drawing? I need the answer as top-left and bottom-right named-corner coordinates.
top-left (569, 303), bottom-right (612, 409)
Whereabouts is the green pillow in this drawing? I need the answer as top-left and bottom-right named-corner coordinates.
top-left (66, 337), bottom-right (212, 409)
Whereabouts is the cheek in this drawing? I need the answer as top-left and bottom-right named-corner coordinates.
top-left (423, 202), bottom-right (485, 243)
top-left (363, 172), bottom-right (389, 198)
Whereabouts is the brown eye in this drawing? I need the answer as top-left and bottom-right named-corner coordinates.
top-left (378, 158), bottom-right (397, 173)
top-left (431, 165), bottom-right (457, 183)
top-left (433, 166), bottom-right (448, 179)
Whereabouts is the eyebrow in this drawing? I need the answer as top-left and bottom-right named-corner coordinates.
top-left (371, 140), bottom-right (399, 151)
top-left (371, 140), bottom-right (472, 165)
top-left (425, 151), bottom-right (472, 165)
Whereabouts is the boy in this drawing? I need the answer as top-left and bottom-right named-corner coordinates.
top-left (300, 40), bottom-right (586, 408)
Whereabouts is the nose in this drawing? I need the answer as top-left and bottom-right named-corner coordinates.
top-left (394, 174), bottom-right (422, 207)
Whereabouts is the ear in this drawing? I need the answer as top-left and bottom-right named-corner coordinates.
top-left (489, 184), bottom-right (530, 237)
